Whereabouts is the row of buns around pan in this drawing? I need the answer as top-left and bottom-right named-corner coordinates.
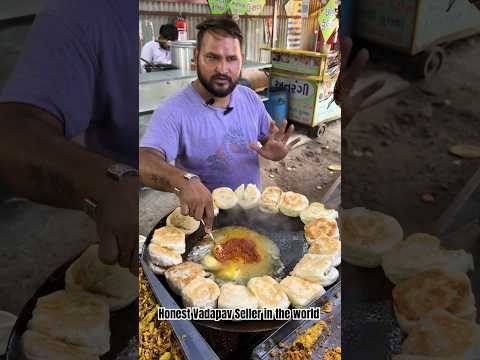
top-left (340, 206), bottom-right (478, 359)
top-left (146, 183), bottom-right (341, 314)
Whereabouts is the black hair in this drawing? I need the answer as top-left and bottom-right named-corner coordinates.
top-left (196, 16), bottom-right (243, 50)
top-left (159, 24), bottom-right (179, 41)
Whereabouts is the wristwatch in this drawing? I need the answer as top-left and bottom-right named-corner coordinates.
top-left (83, 163), bottom-right (139, 220)
top-left (174, 172), bottom-right (199, 196)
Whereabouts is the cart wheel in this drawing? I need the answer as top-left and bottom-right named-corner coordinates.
top-left (308, 126), bottom-right (319, 138)
top-left (414, 46), bottom-right (446, 79)
top-left (317, 124), bottom-right (327, 137)
top-left (308, 125), bottom-right (326, 138)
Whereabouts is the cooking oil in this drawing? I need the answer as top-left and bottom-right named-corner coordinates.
top-left (199, 226), bottom-right (282, 285)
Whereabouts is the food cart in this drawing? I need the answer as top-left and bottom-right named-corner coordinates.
top-left (263, 48), bottom-right (341, 137)
top-left (354, 0), bottom-right (480, 78)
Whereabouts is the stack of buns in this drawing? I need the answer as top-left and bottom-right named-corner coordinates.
top-left (148, 226), bottom-right (186, 274)
top-left (22, 243), bottom-right (140, 359)
top-left (340, 206), bottom-right (478, 359)
top-left (144, 184), bottom-right (341, 314)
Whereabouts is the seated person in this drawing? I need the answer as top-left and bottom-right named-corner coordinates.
top-left (140, 24), bottom-right (178, 72)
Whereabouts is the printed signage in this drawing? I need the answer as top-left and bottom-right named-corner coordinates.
top-left (208, 0), bottom-right (229, 14)
top-left (247, 0), bottom-right (266, 15)
top-left (318, 0), bottom-right (338, 41)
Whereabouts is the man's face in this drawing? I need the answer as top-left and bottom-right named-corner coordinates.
top-left (158, 36), bottom-right (171, 50)
top-left (196, 31), bottom-right (243, 98)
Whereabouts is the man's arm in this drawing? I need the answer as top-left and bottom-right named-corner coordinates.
top-left (0, 103), bottom-right (138, 274)
top-left (139, 147), bottom-right (214, 231)
top-left (140, 42), bottom-right (153, 72)
top-left (139, 147), bottom-right (188, 192)
top-left (0, 103), bottom-right (113, 208)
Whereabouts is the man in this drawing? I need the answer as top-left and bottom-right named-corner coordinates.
top-left (0, 0), bottom-right (138, 275)
top-left (140, 24), bottom-right (178, 72)
top-left (140, 17), bottom-right (299, 232)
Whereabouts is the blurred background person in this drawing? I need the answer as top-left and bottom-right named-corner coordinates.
top-left (140, 23), bottom-right (178, 72)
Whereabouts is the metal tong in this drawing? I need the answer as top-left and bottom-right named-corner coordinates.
top-left (200, 219), bottom-right (215, 242)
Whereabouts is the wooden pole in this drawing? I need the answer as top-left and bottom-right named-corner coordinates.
top-left (271, 0), bottom-right (279, 48)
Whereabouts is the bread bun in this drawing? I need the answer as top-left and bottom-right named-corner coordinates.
top-left (166, 207), bottom-right (200, 235)
top-left (212, 187), bottom-right (238, 210)
top-left (247, 276), bottom-right (290, 310)
top-left (278, 191), bottom-right (309, 217)
top-left (22, 330), bottom-right (99, 360)
top-left (280, 276), bottom-right (325, 308)
top-left (382, 233), bottom-right (474, 285)
top-left (300, 202), bottom-right (338, 224)
top-left (27, 290), bottom-right (110, 355)
top-left (340, 207), bottom-right (403, 268)
top-left (151, 226), bottom-right (186, 254)
top-left (148, 243), bottom-right (182, 267)
top-left (392, 269), bottom-right (476, 333)
top-left (235, 184), bottom-right (261, 210)
top-left (65, 245), bottom-right (138, 311)
top-left (182, 277), bottom-right (220, 308)
top-left (259, 186), bottom-right (283, 214)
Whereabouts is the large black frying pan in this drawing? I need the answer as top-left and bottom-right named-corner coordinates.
top-left (142, 177), bottom-right (341, 333)
top-left (2, 252), bottom-right (138, 360)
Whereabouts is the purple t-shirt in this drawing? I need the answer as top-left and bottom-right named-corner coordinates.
top-left (0, 0), bottom-right (138, 167)
top-left (140, 84), bottom-right (272, 191)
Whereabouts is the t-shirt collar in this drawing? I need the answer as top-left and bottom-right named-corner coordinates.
top-left (189, 82), bottom-right (236, 111)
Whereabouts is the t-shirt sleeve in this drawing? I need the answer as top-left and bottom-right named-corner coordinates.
top-left (140, 42), bottom-right (152, 73)
top-left (0, 1), bottom-right (97, 139)
top-left (140, 106), bottom-right (181, 162)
